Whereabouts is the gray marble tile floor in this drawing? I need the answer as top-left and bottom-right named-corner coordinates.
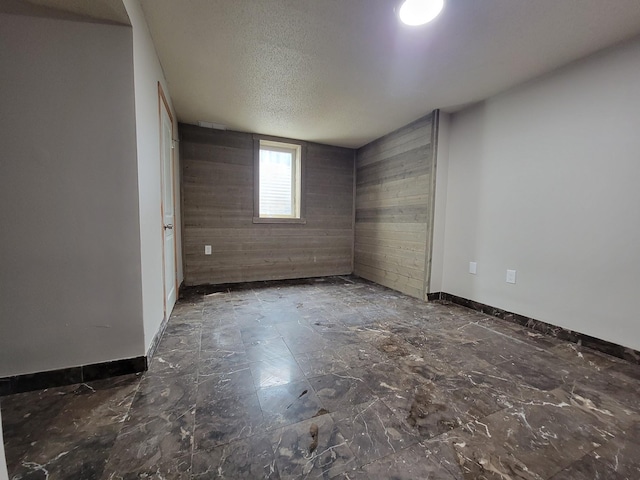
top-left (2, 276), bottom-right (639, 479)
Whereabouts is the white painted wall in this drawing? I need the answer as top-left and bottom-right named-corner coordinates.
top-left (440, 36), bottom-right (640, 351)
top-left (0, 13), bottom-right (145, 376)
top-left (123, 0), bottom-right (183, 353)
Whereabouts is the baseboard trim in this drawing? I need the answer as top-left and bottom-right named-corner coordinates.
top-left (0, 356), bottom-right (147, 397)
top-left (429, 291), bottom-right (640, 365)
top-left (146, 314), bottom-right (170, 363)
top-left (180, 275), bottom-right (356, 299)
top-left (5, 288), bottom-right (636, 396)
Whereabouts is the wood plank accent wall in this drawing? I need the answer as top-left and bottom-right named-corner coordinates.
top-left (180, 124), bottom-right (355, 285)
top-left (354, 113), bottom-right (436, 299)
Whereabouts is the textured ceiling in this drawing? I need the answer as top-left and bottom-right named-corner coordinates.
top-left (138, 0), bottom-right (640, 147)
top-left (0, 0), bottom-right (130, 24)
top-left (8, 0), bottom-right (640, 148)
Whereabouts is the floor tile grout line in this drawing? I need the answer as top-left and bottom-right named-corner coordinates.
top-left (98, 371), bottom-right (145, 476)
top-left (183, 282), bottom-right (637, 477)
top-left (189, 303), bottom-right (206, 477)
top-left (7, 276), bottom-right (638, 478)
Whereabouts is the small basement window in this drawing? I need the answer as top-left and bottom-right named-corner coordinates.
top-left (253, 138), bottom-right (306, 223)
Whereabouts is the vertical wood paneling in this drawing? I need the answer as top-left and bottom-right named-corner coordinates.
top-left (180, 124), bottom-right (355, 285)
top-left (354, 114), bottom-right (436, 299)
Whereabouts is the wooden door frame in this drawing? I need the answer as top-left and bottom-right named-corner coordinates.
top-left (158, 82), bottom-right (178, 317)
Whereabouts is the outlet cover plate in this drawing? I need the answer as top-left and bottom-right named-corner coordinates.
top-left (506, 269), bottom-right (517, 284)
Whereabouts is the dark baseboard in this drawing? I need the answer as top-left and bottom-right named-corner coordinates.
top-left (6, 286), bottom-right (636, 396)
top-left (428, 291), bottom-right (640, 365)
top-left (146, 314), bottom-right (170, 363)
top-left (0, 356), bottom-right (147, 397)
top-left (180, 274), bottom-right (357, 300)
top-left (2, 304), bottom-right (180, 397)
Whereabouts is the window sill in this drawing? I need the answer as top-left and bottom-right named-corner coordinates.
top-left (253, 217), bottom-right (307, 225)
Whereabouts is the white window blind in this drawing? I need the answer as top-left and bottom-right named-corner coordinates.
top-left (258, 140), bottom-right (301, 218)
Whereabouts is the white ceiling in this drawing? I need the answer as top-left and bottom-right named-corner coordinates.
top-left (3, 0), bottom-right (129, 25)
top-left (9, 0), bottom-right (640, 148)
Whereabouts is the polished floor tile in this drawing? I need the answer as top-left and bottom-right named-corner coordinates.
top-left (258, 379), bottom-right (325, 431)
top-left (2, 275), bottom-right (640, 479)
top-left (191, 432), bottom-right (279, 479)
top-left (250, 356), bottom-right (306, 389)
top-left (269, 414), bottom-right (356, 479)
top-left (331, 398), bottom-right (420, 466)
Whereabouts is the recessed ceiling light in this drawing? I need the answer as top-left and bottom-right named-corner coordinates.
top-left (398, 0), bottom-right (444, 26)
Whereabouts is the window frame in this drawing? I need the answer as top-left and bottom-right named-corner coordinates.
top-left (253, 135), bottom-right (307, 224)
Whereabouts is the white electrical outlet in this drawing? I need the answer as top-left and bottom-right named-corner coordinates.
top-left (506, 269), bottom-right (517, 284)
top-left (204, 245), bottom-right (212, 255)
top-left (469, 262), bottom-right (477, 275)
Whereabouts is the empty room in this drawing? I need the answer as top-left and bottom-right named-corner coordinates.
top-left (1, 0), bottom-right (640, 478)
